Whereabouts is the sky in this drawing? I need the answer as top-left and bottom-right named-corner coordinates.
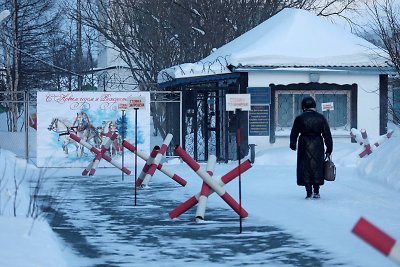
top-left (1, 125), bottom-right (400, 267)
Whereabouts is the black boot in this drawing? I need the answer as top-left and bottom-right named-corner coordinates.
top-left (305, 184), bottom-right (312, 199)
top-left (313, 185), bottom-right (320, 199)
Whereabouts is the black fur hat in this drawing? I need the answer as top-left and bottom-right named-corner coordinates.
top-left (301, 96), bottom-right (316, 110)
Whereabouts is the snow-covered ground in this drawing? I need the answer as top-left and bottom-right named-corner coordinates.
top-left (1, 127), bottom-right (400, 267)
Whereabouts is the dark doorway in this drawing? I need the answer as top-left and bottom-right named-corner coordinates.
top-left (183, 88), bottom-right (225, 162)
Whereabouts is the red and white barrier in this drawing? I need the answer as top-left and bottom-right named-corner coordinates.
top-left (136, 134), bottom-right (173, 187)
top-left (195, 155), bottom-right (216, 221)
top-left (174, 145), bottom-right (248, 218)
top-left (352, 217), bottom-right (400, 265)
top-left (122, 139), bottom-right (186, 187)
top-left (137, 146), bottom-right (159, 187)
top-left (374, 130), bottom-right (394, 147)
top-left (82, 132), bottom-right (116, 176)
top-left (169, 159), bottom-right (252, 219)
top-left (359, 129), bottom-right (373, 157)
top-left (350, 128), bottom-right (394, 158)
top-left (70, 133), bottom-right (131, 175)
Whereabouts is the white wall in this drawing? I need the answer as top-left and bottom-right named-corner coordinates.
top-left (97, 39), bottom-right (138, 91)
top-left (97, 39), bottom-right (127, 69)
top-left (247, 70), bottom-right (382, 149)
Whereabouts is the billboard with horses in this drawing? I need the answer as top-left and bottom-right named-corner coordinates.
top-left (37, 91), bottom-right (151, 167)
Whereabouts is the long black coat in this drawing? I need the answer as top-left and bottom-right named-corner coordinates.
top-left (290, 109), bottom-right (333, 186)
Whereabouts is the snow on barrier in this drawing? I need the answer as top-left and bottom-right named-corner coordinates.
top-left (374, 130), bottom-right (394, 147)
top-left (352, 217), bottom-right (400, 265)
top-left (350, 128), bottom-right (394, 158)
top-left (70, 133), bottom-right (131, 175)
top-left (169, 159), bottom-right (252, 219)
top-left (122, 136), bottom-right (187, 187)
top-left (173, 145), bottom-right (249, 219)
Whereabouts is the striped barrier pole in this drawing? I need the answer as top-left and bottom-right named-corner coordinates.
top-left (83, 133), bottom-right (115, 176)
top-left (137, 146), bottom-right (159, 187)
top-left (352, 217), bottom-right (400, 265)
top-left (350, 128), bottom-right (372, 157)
top-left (174, 145), bottom-right (248, 218)
top-left (70, 133), bottom-right (131, 175)
top-left (137, 134), bottom-right (173, 187)
top-left (169, 159), bottom-right (252, 219)
top-left (195, 155), bottom-right (216, 221)
top-left (122, 140), bottom-right (186, 186)
top-left (157, 164), bottom-right (187, 186)
top-left (374, 130), bottom-right (394, 147)
top-left (359, 129), bottom-right (373, 158)
top-left (350, 128), bottom-right (362, 144)
top-left (81, 133), bottom-right (115, 176)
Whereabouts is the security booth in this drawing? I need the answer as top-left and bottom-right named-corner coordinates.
top-left (159, 73), bottom-right (249, 162)
top-left (158, 8), bottom-right (394, 159)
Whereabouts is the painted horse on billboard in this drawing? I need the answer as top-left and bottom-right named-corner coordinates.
top-left (72, 112), bottom-right (101, 157)
top-left (47, 118), bottom-right (79, 155)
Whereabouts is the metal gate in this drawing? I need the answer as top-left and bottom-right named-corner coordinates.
top-left (150, 91), bottom-right (181, 157)
top-left (182, 88), bottom-right (232, 162)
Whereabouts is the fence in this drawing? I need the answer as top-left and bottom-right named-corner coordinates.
top-left (0, 91), bottom-right (36, 160)
top-left (0, 90), bottom-right (181, 165)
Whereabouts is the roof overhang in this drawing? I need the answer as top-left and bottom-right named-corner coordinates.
top-left (159, 72), bottom-right (241, 89)
top-left (232, 65), bottom-right (397, 76)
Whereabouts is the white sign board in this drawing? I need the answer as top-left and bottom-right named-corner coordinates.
top-left (321, 102), bottom-right (334, 111)
top-left (118, 101), bottom-right (129, 111)
top-left (37, 91), bottom-right (150, 167)
top-left (128, 96), bottom-right (146, 109)
top-left (226, 94), bottom-right (251, 111)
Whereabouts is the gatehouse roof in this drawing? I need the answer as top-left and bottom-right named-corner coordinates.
top-left (158, 8), bottom-right (392, 84)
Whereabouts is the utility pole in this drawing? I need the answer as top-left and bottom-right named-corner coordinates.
top-left (76, 0), bottom-right (83, 90)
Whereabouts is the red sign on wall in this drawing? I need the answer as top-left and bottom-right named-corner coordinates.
top-left (322, 102), bottom-right (334, 111)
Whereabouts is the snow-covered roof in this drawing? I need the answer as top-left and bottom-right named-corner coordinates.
top-left (158, 8), bottom-right (392, 84)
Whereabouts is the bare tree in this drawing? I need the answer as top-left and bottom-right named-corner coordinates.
top-left (0, 0), bottom-right (61, 131)
top-left (365, 0), bottom-right (400, 73)
top-left (68, 0), bottom-right (360, 138)
top-left (75, 0), bottom-right (360, 86)
top-left (362, 0), bottom-right (400, 124)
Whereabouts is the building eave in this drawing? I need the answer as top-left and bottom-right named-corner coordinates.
top-left (158, 73), bottom-right (240, 89)
top-left (232, 65), bottom-right (397, 76)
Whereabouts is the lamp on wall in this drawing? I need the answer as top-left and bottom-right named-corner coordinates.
top-left (309, 73), bottom-right (320, 83)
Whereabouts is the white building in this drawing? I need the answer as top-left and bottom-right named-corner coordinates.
top-left (157, 8), bottom-right (395, 161)
top-left (96, 37), bottom-right (137, 91)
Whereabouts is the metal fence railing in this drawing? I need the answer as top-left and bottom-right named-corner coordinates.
top-left (0, 91), bottom-right (36, 160)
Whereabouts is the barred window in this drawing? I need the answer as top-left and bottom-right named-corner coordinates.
top-left (275, 90), bottom-right (350, 134)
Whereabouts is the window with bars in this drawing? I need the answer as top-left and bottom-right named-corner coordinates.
top-left (275, 91), bottom-right (350, 133)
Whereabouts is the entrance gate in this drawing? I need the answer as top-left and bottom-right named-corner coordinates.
top-left (150, 91), bottom-right (181, 157)
top-left (182, 88), bottom-right (234, 162)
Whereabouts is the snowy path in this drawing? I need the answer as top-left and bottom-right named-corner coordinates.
top-left (42, 173), bottom-right (345, 267)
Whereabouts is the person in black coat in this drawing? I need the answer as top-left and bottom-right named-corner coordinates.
top-left (290, 96), bottom-right (333, 199)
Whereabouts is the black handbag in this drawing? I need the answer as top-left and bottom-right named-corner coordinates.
top-left (324, 154), bottom-right (336, 181)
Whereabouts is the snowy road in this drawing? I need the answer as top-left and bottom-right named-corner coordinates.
top-left (42, 173), bottom-right (345, 267)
